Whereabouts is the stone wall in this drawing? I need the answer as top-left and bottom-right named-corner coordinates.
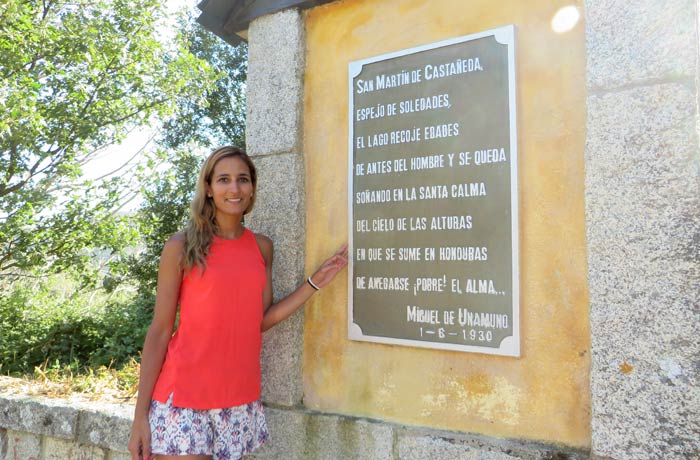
top-left (301, 0), bottom-right (590, 447)
top-left (256, 406), bottom-right (589, 460)
top-left (241, 3), bottom-right (592, 460)
top-left (242, 1), bottom-right (700, 459)
top-left (0, 392), bottom-right (588, 460)
top-left (584, 0), bottom-right (700, 459)
top-left (0, 394), bottom-right (132, 460)
top-left (244, 7), bottom-right (308, 408)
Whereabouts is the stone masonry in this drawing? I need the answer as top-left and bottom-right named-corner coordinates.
top-left (584, 0), bottom-right (700, 459)
top-left (0, 391), bottom-right (589, 460)
top-left (244, 8), bottom-right (308, 407)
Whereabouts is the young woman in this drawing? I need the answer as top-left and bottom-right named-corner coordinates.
top-left (127, 146), bottom-right (348, 460)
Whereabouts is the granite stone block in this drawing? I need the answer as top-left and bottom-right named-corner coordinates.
top-left (105, 451), bottom-right (132, 460)
top-left (0, 395), bottom-right (77, 439)
top-left (1, 428), bottom-right (7, 459)
top-left (245, 152), bottom-right (306, 406)
top-left (43, 436), bottom-right (105, 460)
top-left (399, 435), bottom-right (519, 460)
top-left (397, 432), bottom-right (589, 460)
top-left (246, 8), bottom-right (305, 156)
top-left (259, 309), bottom-right (305, 406)
top-left (6, 430), bottom-right (41, 460)
top-left (250, 406), bottom-right (307, 459)
top-left (75, 405), bottom-right (133, 453)
top-left (253, 408), bottom-right (393, 460)
top-left (246, 152), bottom-right (306, 295)
top-left (585, 83), bottom-right (700, 460)
top-left (302, 413), bottom-right (394, 460)
top-left (585, 0), bottom-right (697, 89)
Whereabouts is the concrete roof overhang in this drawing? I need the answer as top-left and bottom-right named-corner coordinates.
top-left (196, 0), bottom-right (335, 45)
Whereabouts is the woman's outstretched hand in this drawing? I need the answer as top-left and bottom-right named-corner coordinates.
top-left (128, 414), bottom-right (151, 460)
top-left (310, 243), bottom-right (349, 289)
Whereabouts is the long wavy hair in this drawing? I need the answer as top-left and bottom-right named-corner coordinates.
top-left (181, 146), bottom-right (257, 271)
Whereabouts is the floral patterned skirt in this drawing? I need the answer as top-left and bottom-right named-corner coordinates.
top-left (148, 393), bottom-right (269, 460)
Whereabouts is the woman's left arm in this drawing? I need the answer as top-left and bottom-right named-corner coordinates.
top-left (257, 235), bottom-right (348, 332)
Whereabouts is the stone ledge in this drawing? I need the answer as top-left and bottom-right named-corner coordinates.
top-left (254, 406), bottom-right (396, 459)
top-left (76, 405), bottom-right (133, 452)
top-left (397, 431), bottom-right (589, 460)
top-left (255, 405), bottom-right (590, 460)
top-left (0, 393), bottom-right (132, 454)
top-left (0, 394), bottom-right (79, 440)
top-left (0, 393), bottom-right (591, 460)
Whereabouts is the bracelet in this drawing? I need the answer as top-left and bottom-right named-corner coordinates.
top-left (307, 276), bottom-right (320, 291)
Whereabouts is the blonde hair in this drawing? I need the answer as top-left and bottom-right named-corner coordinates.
top-left (181, 146), bottom-right (257, 271)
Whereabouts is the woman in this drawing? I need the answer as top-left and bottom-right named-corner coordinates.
top-left (128, 146), bottom-right (348, 460)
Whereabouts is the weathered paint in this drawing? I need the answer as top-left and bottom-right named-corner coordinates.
top-left (303, 0), bottom-right (589, 447)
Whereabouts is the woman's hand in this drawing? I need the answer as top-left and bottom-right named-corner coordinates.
top-left (309, 243), bottom-right (349, 289)
top-left (127, 414), bottom-right (151, 460)
top-left (261, 243), bottom-right (348, 331)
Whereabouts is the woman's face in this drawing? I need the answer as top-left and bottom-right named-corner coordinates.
top-left (207, 156), bottom-right (254, 217)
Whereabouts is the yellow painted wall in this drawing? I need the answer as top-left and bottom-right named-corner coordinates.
top-left (303, 0), bottom-right (589, 447)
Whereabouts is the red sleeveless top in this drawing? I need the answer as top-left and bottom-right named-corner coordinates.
top-left (152, 229), bottom-right (266, 409)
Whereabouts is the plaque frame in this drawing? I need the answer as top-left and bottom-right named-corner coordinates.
top-left (347, 25), bottom-right (519, 356)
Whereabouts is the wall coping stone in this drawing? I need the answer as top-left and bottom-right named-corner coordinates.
top-left (0, 392), bottom-right (133, 453)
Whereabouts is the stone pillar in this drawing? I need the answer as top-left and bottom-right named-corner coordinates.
top-left (245, 8), bottom-right (307, 406)
top-left (585, 1), bottom-right (700, 459)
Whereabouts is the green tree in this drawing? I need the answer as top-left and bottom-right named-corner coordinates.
top-left (159, 14), bottom-right (247, 150)
top-left (0, 2), bottom-right (248, 377)
top-left (0, 0), bottom-right (217, 280)
top-left (121, 148), bottom-right (200, 296)
top-left (120, 21), bottom-right (248, 297)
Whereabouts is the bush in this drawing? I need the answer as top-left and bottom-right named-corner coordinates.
top-left (0, 275), bottom-right (152, 376)
top-left (89, 293), bottom-right (154, 368)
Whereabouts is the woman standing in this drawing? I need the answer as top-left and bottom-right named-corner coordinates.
top-left (128, 146), bottom-right (348, 460)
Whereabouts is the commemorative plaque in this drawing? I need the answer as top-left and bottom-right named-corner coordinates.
top-left (348, 26), bottom-right (519, 356)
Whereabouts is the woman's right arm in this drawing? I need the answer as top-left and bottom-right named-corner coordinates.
top-left (128, 234), bottom-right (184, 460)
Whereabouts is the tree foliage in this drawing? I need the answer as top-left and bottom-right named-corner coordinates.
top-left (159, 14), bottom-right (247, 150)
top-left (0, 0), bottom-right (217, 278)
top-left (117, 148), bottom-right (200, 296)
top-left (122, 20), bottom-right (248, 296)
top-left (0, 3), bottom-right (248, 376)
top-left (0, 274), bottom-right (152, 374)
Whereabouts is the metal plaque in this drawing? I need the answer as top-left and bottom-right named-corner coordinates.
top-left (348, 26), bottom-right (519, 356)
